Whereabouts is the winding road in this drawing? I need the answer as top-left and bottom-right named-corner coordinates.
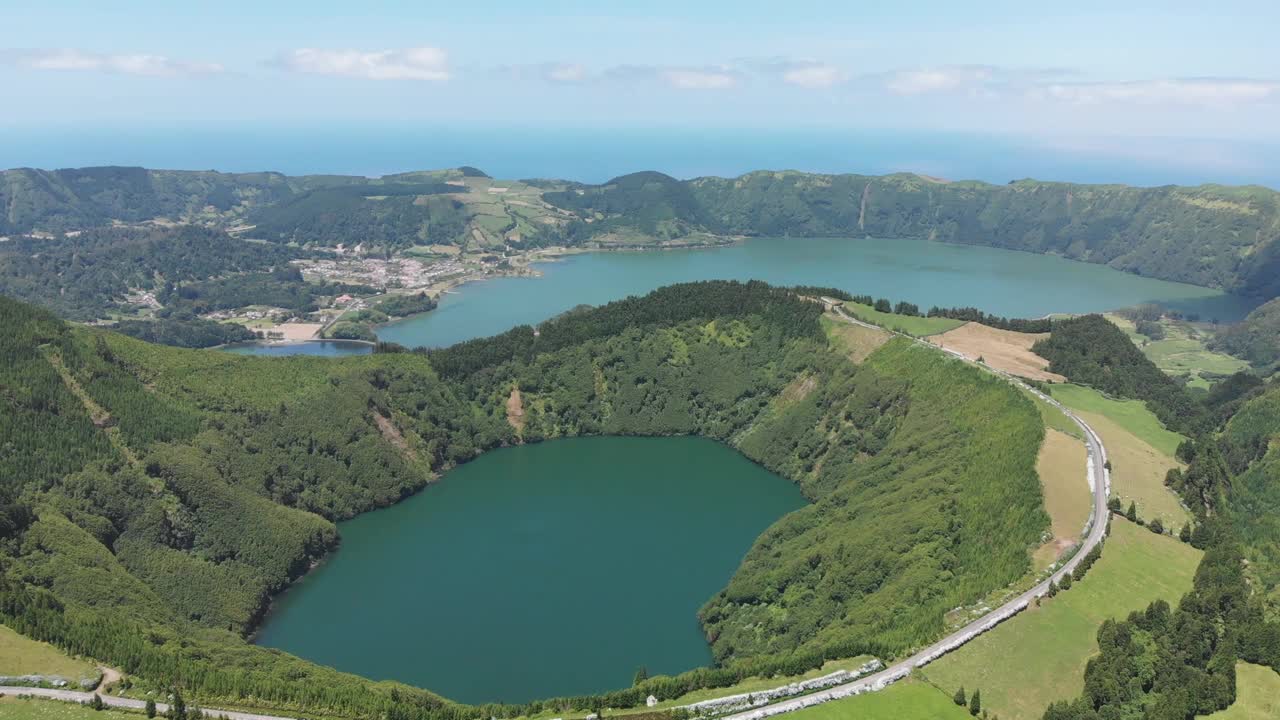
top-left (713, 305), bottom-right (1112, 720)
top-left (3, 303), bottom-right (1110, 720)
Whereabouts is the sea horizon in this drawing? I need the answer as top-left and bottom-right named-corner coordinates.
top-left (3, 125), bottom-right (1279, 190)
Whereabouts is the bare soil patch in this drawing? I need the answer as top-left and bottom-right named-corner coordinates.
top-left (929, 322), bottom-right (1065, 382)
top-left (373, 413), bottom-right (416, 462)
top-left (506, 386), bottom-right (526, 435)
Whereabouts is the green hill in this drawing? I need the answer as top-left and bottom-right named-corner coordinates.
top-left (4, 166), bottom-right (1280, 300)
top-left (0, 281), bottom-right (1049, 718)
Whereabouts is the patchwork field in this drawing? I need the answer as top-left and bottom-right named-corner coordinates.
top-left (1205, 663), bottom-right (1280, 719)
top-left (919, 518), bottom-right (1202, 720)
top-left (786, 679), bottom-right (970, 720)
top-left (842, 302), bottom-right (964, 336)
top-left (928, 322), bottom-right (1065, 382)
top-left (0, 624), bottom-right (97, 683)
top-left (1107, 314), bottom-right (1249, 389)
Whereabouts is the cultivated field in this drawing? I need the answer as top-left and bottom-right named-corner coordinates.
top-left (1205, 663), bottom-right (1280, 719)
top-left (1048, 384), bottom-right (1183, 457)
top-left (0, 625), bottom-right (97, 682)
top-left (928, 322), bottom-right (1065, 382)
top-left (1050, 385), bottom-right (1189, 526)
top-left (842, 302), bottom-right (964, 336)
top-left (1033, 428), bottom-right (1091, 569)
top-left (920, 518), bottom-right (1202, 720)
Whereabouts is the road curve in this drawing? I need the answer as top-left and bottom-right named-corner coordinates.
top-left (713, 306), bottom-right (1112, 720)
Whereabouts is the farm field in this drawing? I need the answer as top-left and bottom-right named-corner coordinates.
top-left (1106, 314), bottom-right (1248, 389)
top-left (1032, 428), bottom-right (1091, 570)
top-left (1048, 383), bottom-right (1183, 458)
top-left (842, 302), bottom-right (964, 336)
top-left (928, 322), bottom-right (1064, 382)
top-left (1204, 663), bottom-right (1280, 719)
top-left (0, 625), bottom-right (98, 683)
top-left (919, 518), bottom-right (1201, 720)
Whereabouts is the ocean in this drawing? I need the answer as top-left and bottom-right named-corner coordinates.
top-left (3, 125), bottom-right (1278, 188)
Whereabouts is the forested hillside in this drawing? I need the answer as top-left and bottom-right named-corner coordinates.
top-left (4, 165), bottom-right (1279, 300)
top-left (0, 281), bottom-right (1049, 718)
top-left (1211, 297), bottom-right (1280, 370)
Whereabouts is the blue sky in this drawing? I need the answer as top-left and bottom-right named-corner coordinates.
top-left (3, 1), bottom-right (1279, 180)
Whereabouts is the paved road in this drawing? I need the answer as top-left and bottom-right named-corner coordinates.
top-left (0, 686), bottom-right (300, 720)
top-left (714, 306), bottom-right (1112, 720)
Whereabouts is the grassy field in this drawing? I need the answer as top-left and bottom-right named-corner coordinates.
top-left (1049, 383), bottom-right (1183, 458)
top-left (785, 679), bottom-right (970, 720)
top-left (0, 697), bottom-right (135, 720)
top-left (842, 302), bottom-right (964, 337)
top-left (1033, 429), bottom-right (1091, 570)
top-left (1048, 383), bottom-right (1189, 525)
top-left (0, 625), bottom-right (98, 682)
top-left (1025, 389), bottom-right (1082, 439)
top-left (920, 518), bottom-right (1202, 720)
top-left (1107, 315), bottom-right (1248, 389)
top-left (821, 315), bottom-right (890, 364)
top-left (1204, 663), bottom-right (1280, 719)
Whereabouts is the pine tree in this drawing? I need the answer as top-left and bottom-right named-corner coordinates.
top-left (633, 665), bottom-right (649, 685)
top-left (969, 689), bottom-right (982, 716)
top-left (90, 694), bottom-right (104, 711)
top-left (954, 686), bottom-right (966, 706)
top-left (1060, 572), bottom-right (1073, 590)
top-left (146, 698), bottom-right (157, 718)
top-left (1126, 501), bottom-right (1138, 522)
top-left (1048, 579), bottom-right (1059, 597)
top-left (1179, 523), bottom-right (1192, 542)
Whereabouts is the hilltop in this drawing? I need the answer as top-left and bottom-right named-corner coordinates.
top-left (3, 166), bottom-right (1278, 299)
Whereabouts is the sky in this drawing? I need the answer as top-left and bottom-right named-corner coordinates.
top-left (3, 1), bottom-right (1279, 183)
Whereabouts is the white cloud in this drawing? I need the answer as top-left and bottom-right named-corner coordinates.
top-left (277, 47), bottom-right (450, 81)
top-left (781, 64), bottom-right (844, 89)
top-left (662, 68), bottom-right (738, 90)
top-left (5, 48), bottom-right (222, 76)
top-left (1034, 78), bottom-right (1280, 107)
top-left (545, 63), bottom-right (587, 83)
top-left (885, 66), bottom-right (994, 95)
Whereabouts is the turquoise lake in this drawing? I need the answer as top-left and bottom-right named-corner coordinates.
top-left (378, 237), bottom-right (1256, 349)
top-left (253, 436), bottom-right (807, 703)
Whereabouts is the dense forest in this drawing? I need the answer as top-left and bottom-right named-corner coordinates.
top-left (1034, 315), bottom-right (1209, 434)
top-left (0, 225), bottom-right (301, 320)
top-left (1211, 297), bottom-right (1280, 370)
top-left (4, 166), bottom-right (1279, 301)
top-left (0, 281), bottom-right (1050, 718)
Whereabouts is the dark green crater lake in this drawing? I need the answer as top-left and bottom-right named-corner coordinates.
top-left (253, 436), bottom-right (807, 704)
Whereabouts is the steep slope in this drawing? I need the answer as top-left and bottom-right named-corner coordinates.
top-left (0, 282), bottom-right (1049, 718)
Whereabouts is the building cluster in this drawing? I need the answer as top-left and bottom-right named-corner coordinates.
top-left (293, 256), bottom-right (467, 290)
